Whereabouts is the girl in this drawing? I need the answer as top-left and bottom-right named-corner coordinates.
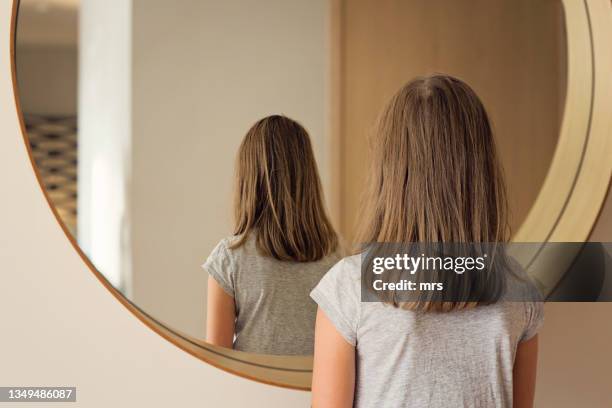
top-left (204, 115), bottom-right (339, 356)
top-left (311, 75), bottom-right (543, 407)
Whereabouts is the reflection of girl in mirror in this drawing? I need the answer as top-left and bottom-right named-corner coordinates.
top-left (203, 115), bottom-right (340, 355)
top-left (311, 75), bottom-right (543, 407)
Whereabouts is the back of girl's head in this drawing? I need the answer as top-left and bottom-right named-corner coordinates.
top-left (358, 74), bottom-right (510, 311)
top-left (358, 74), bottom-right (508, 244)
top-left (232, 115), bottom-right (338, 262)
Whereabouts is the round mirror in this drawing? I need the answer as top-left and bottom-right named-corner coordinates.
top-left (14, 0), bottom-right (609, 389)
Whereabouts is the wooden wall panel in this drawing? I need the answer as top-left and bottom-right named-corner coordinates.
top-left (333, 0), bottom-right (566, 241)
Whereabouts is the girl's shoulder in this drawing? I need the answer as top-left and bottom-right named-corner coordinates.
top-left (210, 235), bottom-right (237, 254)
top-left (204, 235), bottom-right (250, 268)
top-left (318, 254), bottom-right (362, 289)
top-left (339, 254), bottom-right (362, 274)
top-left (216, 233), bottom-right (255, 253)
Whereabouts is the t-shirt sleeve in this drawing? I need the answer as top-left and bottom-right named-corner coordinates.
top-left (520, 301), bottom-right (544, 342)
top-left (201, 240), bottom-right (235, 297)
top-left (310, 258), bottom-right (360, 346)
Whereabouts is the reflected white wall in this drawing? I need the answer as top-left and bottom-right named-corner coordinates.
top-left (78, 0), bottom-right (132, 291)
top-left (79, 0), bottom-right (328, 337)
top-left (130, 0), bottom-right (328, 337)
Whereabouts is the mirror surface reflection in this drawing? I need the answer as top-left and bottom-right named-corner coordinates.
top-left (15, 0), bottom-right (566, 357)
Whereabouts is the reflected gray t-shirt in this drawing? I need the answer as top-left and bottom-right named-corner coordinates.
top-left (203, 234), bottom-right (340, 356)
top-left (311, 255), bottom-right (544, 408)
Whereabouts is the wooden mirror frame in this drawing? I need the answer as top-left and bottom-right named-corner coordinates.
top-left (509, 0), bottom-right (612, 294)
top-left (10, 0), bottom-right (611, 390)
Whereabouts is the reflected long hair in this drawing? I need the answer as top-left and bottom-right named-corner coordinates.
top-left (231, 115), bottom-right (338, 262)
top-left (357, 74), bottom-right (510, 312)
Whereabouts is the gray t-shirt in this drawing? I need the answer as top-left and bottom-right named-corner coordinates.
top-left (311, 255), bottom-right (544, 408)
top-left (203, 234), bottom-right (340, 355)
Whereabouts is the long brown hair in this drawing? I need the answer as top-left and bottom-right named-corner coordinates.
top-left (358, 74), bottom-right (510, 312)
top-left (231, 115), bottom-right (338, 262)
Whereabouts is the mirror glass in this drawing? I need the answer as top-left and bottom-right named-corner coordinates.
top-left (15, 0), bottom-right (566, 359)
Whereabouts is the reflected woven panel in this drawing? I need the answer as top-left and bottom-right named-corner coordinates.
top-left (25, 114), bottom-right (77, 236)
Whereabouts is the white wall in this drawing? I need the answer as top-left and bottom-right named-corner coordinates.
top-left (130, 0), bottom-right (328, 338)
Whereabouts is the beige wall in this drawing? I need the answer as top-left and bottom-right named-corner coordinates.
top-left (537, 186), bottom-right (612, 406)
top-left (130, 0), bottom-right (328, 338)
top-left (15, 45), bottom-right (77, 115)
top-left (537, 303), bottom-right (612, 406)
top-left (15, 1), bottom-right (78, 115)
top-left (16, 0), bottom-right (77, 47)
top-left (334, 0), bottom-right (566, 240)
